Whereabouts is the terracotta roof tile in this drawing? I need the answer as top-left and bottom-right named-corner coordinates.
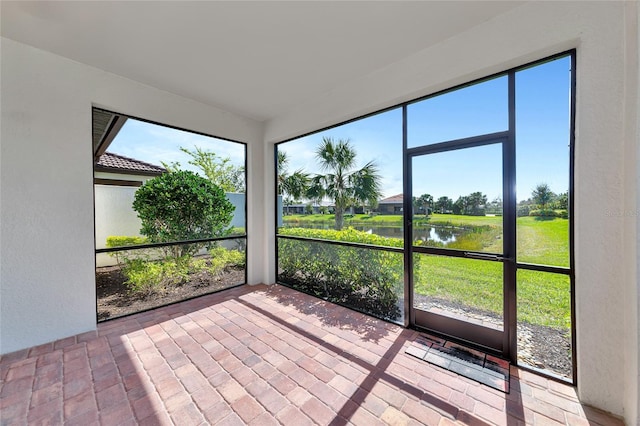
top-left (96, 152), bottom-right (165, 175)
top-left (379, 193), bottom-right (404, 204)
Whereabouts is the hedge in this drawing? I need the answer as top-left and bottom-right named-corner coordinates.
top-left (277, 227), bottom-right (404, 320)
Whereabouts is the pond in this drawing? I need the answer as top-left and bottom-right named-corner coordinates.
top-left (281, 222), bottom-right (464, 245)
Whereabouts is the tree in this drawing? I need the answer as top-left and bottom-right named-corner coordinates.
top-left (314, 137), bottom-right (381, 230)
top-left (435, 196), bottom-right (453, 214)
top-left (453, 196), bottom-right (467, 215)
top-left (452, 192), bottom-right (487, 215)
top-left (277, 151), bottom-right (310, 202)
top-left (305, 175), bottom-right (326, 209)
top-left (133, 170), bottom-right (234, 256)
top-left (487, 197), bottom-right (502, 215)
top-left (163, 146), bottom-right (245, 193)
top-left (414, 193), bottom-right (433, 216)
top-left (555, 191), bottom-right (568, 210)
top-left (532, 183), bottom-right (555, 209)
top-left (466, 192), bottom-right (488, 216)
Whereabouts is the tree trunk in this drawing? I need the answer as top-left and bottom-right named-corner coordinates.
top-left (335, 207), bottom-right (344, 230)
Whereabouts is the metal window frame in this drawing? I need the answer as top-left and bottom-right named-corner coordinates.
top-left (273, 50), bottom-right (576, 384)
top-left (92, 107), bottom-right (249, 323)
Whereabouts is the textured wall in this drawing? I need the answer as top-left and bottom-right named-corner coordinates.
top-left (0, 37), bottom-right (263, 354)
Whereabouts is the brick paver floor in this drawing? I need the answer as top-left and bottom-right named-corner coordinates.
top-left (0, 284), bottom-right (624, 425)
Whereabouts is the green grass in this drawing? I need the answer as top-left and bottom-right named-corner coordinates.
top-left (517, 216), bottom-right (569, 267)
top-left (517, 269), bottom-right (571, 329)
top-left (414, 255), bottom-right (503, 317)
top-left (414, 255), bottom-right (570, 329)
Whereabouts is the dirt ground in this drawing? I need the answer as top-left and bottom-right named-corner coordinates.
top-left (96, 265), bottom-right (245, 321)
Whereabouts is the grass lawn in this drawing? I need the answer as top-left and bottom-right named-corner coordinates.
top-left (414, 255), bottom-right (570, 329)
top-left (517, 216), bottom-right (569, 267)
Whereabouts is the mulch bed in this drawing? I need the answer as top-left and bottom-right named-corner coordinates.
top-left (414, 294), bottom-right (572, 379)
top-left (96, 265), bottom-right (245, 321)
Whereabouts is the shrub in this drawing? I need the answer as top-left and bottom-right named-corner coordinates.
top-left (122, 248), bottom-right (245, 295)
top-left (122, 257), bottom-right (190, 295)
top-left (133, 170), bottom-right (234, 256)
top-left (208, 246), bottom-right (245, 275)
top-left (106, 236), bottom-right (148, 247)
top-left (529, 208), bottom-right (558, 217)
top-left (105, 235), bottom-right (149, 265)
top-left (517, 205), bottom-right (531, 217)
top-left (277, 227), bottom-right (404, 320)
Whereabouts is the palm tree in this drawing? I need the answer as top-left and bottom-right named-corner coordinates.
top-left (314, 137), bottom-right (381, 230)
top-left (415, 193), bottom-right (433, 216)
top-left (277, 151), bottom-right (310, 204)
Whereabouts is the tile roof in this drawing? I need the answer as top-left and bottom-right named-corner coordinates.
top-left (96, 152), bottom-right (165, 176)
top-left (379, 193), bottom-right (404, 204)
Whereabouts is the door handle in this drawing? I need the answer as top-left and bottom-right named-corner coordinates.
top-left (464, 252), bottom-right (513, 262)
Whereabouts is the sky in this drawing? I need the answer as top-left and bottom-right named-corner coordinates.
top-left (104, 55), bottom-right (571, 204)
top-left (281, 55), bottom-right (571, 203)
top-left (106, 120), bottom-right (245, 176)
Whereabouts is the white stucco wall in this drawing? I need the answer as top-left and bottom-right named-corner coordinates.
top-left (0, 37), bottom-right (264, 355)
top-left (93, 168), bottom-right (247, 267)
top-left (94, 184), bottom-right (142, 266)
top-left (627, 2), bottom-right (640, 424)
top-left (264, 2), bottom-right (638, 422)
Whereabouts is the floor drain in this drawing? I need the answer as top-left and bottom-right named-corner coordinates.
top-left (406, 333), bottom-right (510, 393)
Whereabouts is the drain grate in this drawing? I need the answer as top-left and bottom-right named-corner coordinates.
top-left (406, 333), bottom-right (510, 393)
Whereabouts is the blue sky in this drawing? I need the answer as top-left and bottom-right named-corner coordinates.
top-left (281, 56), bottom-right (571, 203)
top-left (107, 120), bottom-right (245, 175)
top-left (105, 56), bottom-right (570, 204)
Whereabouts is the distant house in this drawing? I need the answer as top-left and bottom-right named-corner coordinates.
top-left (281, 201), bottom-right (334, 216)
top-left (376, 194), bottom-right (404, 215)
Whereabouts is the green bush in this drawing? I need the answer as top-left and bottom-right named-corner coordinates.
top-left (279, 226), bottom-right (403, 248)
top-left (208, 246), bottom-right (246, 275)
top-left (123, 256), bottom-right (190, 295)
top-left (517, 205), bottom-right (531, 217)
top-left (277, 227), bottom-right (403, 320)
top-left (529, 208), bottom-right (558, 217)
top-left (105, 235), bottom-right (149, 265)
top-left (120, 247), bottom-right (245, 295)
top-left (106, 236), bottom-right (148, 247)
top-left (133, 170), bottom-right (234, 257)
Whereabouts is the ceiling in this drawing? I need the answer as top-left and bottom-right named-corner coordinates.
top-left (1, 1), bottom-right (523, 122)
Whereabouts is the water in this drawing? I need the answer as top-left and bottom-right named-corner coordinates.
top-left (281, 222), bottom-right (461, 244)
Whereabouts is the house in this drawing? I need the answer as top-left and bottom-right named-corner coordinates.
top-left (95, 152), bottom-right (165, 186)
top-left (1, 2), bottom-right (639, 424)
top-left (377, 194), bottom-right (405, 215)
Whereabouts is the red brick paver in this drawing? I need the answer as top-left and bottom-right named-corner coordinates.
top-left (0, 284), bottom-right (624, 425)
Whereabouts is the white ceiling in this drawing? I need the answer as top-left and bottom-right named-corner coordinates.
top-left (1, 1), bottom-right (523, 122)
